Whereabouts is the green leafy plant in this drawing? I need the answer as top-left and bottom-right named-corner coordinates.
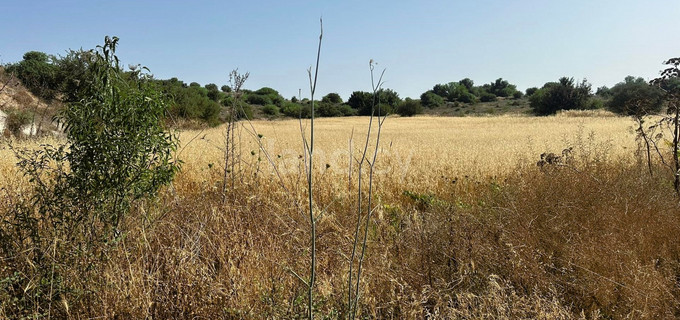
top-left (396, 98), bottom-right (423, 116)
top-left (420, 90), bottom-right (444, 108)
top-left (530, 77), bottom-right (592, 115)
top-left (607, 76), bottom-right (664, 115)
top-left (2, 36), bottom-right (180, 317)
top-left (4, 108), bottom-right (33, 137)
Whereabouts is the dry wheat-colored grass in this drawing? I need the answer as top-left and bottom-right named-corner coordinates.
top-left (177, 116), bottom-right (636, 184)
top-left (2, 115), bottom-right (679, 319)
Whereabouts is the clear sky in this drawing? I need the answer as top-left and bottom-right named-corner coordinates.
top-left (2, 0), bottom-right (679, 100)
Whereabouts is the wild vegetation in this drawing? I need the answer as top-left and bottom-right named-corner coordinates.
top-left (1, 34), bottom-right (680, 319)
top-left (3, 40), bottom-right (673, 130)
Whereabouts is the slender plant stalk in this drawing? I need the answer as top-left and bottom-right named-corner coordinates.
top-left (348, 62), bottom-right (386, 319)
top-left (673, 100), bottom-right (680, 194)
top-left (223, 70), bottom-right (249, 203)
top-left (302, 18), bottom-right (323, 320)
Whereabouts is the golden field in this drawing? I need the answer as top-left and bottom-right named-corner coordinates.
top-left (176, 115), bottom-right (637, 183)
top-left (2, 114), bottom-right (680, 319)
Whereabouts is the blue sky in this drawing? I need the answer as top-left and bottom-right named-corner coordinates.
top-left (2, 0), bottom-right (679, 100)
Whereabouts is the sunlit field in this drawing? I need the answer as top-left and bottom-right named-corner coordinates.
top-left (177, 115), bottom-right (637, 183)
top-left (3, 115), bottom-right (679, 319)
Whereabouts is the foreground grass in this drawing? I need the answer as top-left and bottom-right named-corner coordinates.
top-left (2, 116), bottom-right (679, 319)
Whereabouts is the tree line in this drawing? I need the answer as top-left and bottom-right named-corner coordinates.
top-left (4, 47), bottom-right (678, 126)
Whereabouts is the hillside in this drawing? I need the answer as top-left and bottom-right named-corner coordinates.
top-left (0, 67), bottom-right (59, 136)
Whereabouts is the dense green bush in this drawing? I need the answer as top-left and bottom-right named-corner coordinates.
top-left (485, 78), bottom-right (519, 97)
top-left (245, 93), bottom-right (272, 105)
top-left (595, 85), bottom-right (612, 98)
top-left (245, 87), bottom-right (284, 107)
top-left (4, 108), bottom-right (33, 137)
top-left (156, 78), bottom-right (222, 125)
top-left (588, 97), bottom-right (605, 110)
top-left (479, 91), bottom-right (497, 102)
top-left (607, 76), bottom-right (664, 115)
top-left (235, 103), bottom-right (254, 120)
top-left (53, 49), bottom-right (95, 103)
top-left (525, 87), bottom-right (538, 97)
top-left (322, 92), bottom-right (343, 104)
top-left (3, 37), bottom-right (179, 317)
top-left (377, 88), bottom-right (401, 108)
top-left (281, 102), bottom-right (306, 118)
top-left (459, 78), bottom-right (474, 91)
top-left (396, 98), bottom-right (423, 116)
top-left (513, 91), bottom-right (524, 99)
top-left (254, 87), bottom-right (279, 96)
top-left (347, 91), bottom-right (373, 111)
top-left (318, 102), bottom-right (344, 117)
top-left (420, 90), bottom-right (444, 108)
top-left (262, 104), bottom-right (280, 116)
top-left (5, 51), bottom-right (59, 100)
top-left (530, 77), bottom-right (592, 115)
top-left (339, 104), bottom-right (357, 116)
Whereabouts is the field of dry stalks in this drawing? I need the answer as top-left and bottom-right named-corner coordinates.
top-left (2, 115), bottom-right (680, 319)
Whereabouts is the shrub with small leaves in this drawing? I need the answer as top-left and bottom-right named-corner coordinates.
top-left (2, 36), bottom-right (180, 317)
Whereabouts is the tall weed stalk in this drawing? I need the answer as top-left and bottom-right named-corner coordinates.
top-left (347, 61), bottom-right (386, 319)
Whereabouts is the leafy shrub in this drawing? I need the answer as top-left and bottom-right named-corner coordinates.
top-left (254, 87), bottom-right (279, 96)
top-left (530, 77), bottom-right (592, 115)
top-left (459, 78), bottom-right (474, 91)
top-left (5, 51), bottom-right (59, 100)
top-left (420, 90), bottom-right (444, 108)
top-left (156, 77), bottom-right (221, 124)
top-left (396, 99), bottom-right (423, 116)
top-left (262, 104), bottom-right (280, 116)
top-left (595, 85), bottom-right (612, 98)
top-left (236, 103), bottom-right (254, 120)
top-left (4, 108), bottom-right (33, 137)
top-left (479, 91), bottom-right (497, 102)
top-left (481, 78), bottom-right (519, 98)
top-left (53, 49), bottom-right (96, 103)
top-left (348, 91), bottom-right (373, 111)
top-left (458, 91), bottom-right (477, 103)
top-left (281, 102), bottom-right (309, 118)
top-left (588, 97), bottom-right (605, 110)
top-left (245, 93), bottom-right (271, 105)
top-left (322, 92), bottom-right (343, 104)
top-left (525, 87), bottom-right (538, 97)
top-left (607, 76), bottom-right (664, 115)
top-left (339, 104), bottom-right (357, 116)
top-left (3, 36), bottom-right (179, 317)
top-left (513, 91), bottom-right (524, 99)
top-left (318, 102), bottom-right (343, 117)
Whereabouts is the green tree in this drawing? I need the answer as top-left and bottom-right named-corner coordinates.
top-left (54, 49), bottom-right (96, 103)
top-left (420, 90), bottom-right (444, 108)
top-left (5, 51), bottom-right (59, 99)
top-left (459, 78), bottom-right (474, 91)
top-left (525, 87), bottom-right (539, 97)
top-left (487, 78), bottom-right (518, 97)
top-left (530, 77), bottom-right (592, 115)
top-left (595, 85), bottom-right (612, 98)
top-left (396, 98), bottom-right (423, 116)
top-left (376, 88), bottom-right (401, 107)
top-left (322, 92), bottom-right (343, 104)
top-left (254, 87), bottom-right (279, 95)
top-left (607, 76), bottom-right (664, 115)
top-left (347, 91), bottom-right (373, 111)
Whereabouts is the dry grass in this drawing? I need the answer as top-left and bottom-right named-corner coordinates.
top-left (2, 115), bottom-right (679, 319)
top-left (177, 116), bottom-right (636, 184)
